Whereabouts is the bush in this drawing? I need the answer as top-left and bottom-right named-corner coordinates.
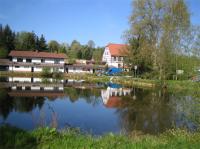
top-left (41, 67), bottom-right (52, 77)
top-left (140, 71), bottom-right (159, 80)
top-left (0, 47), bottom-right (8, 58)
top-left (52, 72), bottom-right (62, 79)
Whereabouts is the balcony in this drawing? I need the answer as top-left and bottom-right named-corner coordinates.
top-left (0, 59), bottom-right (64, 68)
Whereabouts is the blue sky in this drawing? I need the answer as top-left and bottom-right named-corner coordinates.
top-left (0, 0), bottom-right (199, 47)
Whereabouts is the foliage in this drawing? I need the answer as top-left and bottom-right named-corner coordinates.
top-left (0, 24), bottom-right (15, 54)
top-left (15, 31), bottom-right (37, 50)
top-left (87, 40), bottom-right (95, 48)
top-left (48, 40), bottom-right (60, 53)
top-left (0, 24), bottom-right (102, 61)
top-left (38, 34), bottom-right (48, 51)
top-left (124, 0), bottom-right (199, 81)
top-left (0, 47), bottom-right (8, 58)
top-left (1, 125), bottom-right (200, 149)
top-left (92, 47), bottom-right (104, 63)
top-left (41, 67), bottom-right (52, 77)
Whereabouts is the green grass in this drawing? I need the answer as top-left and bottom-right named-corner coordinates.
top-left (1, 125), bottom-right (200, 149)
top-left (166, 80), bottom-right (200, 98)
top-left (0, 71), bottom-right (199, 91)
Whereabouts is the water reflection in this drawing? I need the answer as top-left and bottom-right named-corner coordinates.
top-left (101, 83), bottom-right (132, 108)
top-left (0, 77), bottom-right (199, 135)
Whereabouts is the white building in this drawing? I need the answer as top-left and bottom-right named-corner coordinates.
top-left (8, 50), bottom-right (66, 73)
top-left (102, 43), bottom-right (128, 68)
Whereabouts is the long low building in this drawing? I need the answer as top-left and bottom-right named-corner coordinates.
top-left (65, 64), bottom-right (105, 73)
top-left (8, 50), bottom-right (66, 72)
top-left (0, 50), bottom-right (105, 73)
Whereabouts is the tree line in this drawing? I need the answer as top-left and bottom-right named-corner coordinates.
top-left (0, 24), bottom-right (104, 63)
top-left (125, 0), bottom-right (200, 80)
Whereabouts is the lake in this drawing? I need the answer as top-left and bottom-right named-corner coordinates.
top-left (0, 77), bottom-right (199, 135)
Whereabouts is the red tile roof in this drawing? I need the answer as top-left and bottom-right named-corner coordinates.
top-left (106, 43), bottom-right (129, 56)
top-left (105, 96), bottom-right (122, 108)
top-left (9, 50), bottom-right (66, 59)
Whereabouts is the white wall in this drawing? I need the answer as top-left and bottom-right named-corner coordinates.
top-left (59, 67), bottom-right (64, 73)
top-left (60, 60), bottom-right (64, 64)
top-left (9, 66), bottom-right (31, 72)
top-left (67, 67), bottom-right (93, 73)
top-left (32, 58), bottom-right (41, 63)
top-left (9, 66), bottom-right (64, 73)
top-left (102, 47), bottom-right (125, 68)
top-left (44, 59), bottom-right (54, 64)
top-left (102, 47), bottom-right (111, 63)
top-left (9, 77), bottom-right (32, 82)
top-left (34, 67), bottom-right (43, 72)
top-left (12, 57), bottom-right (17, 62)
top-left (101, 87), bottom-right (132, 104)
top-left (12, 57), bottom-right (65, 64)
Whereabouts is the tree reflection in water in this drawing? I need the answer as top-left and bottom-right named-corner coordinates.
top-left (0, 88), bottom-right (45, 120)
top-left (115, 88), bottom-right (199, 135)
top-left (0, 84), bottom-right (199, 135)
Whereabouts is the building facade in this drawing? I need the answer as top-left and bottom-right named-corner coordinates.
top-left (102, 43), bottom-right (128, 68)
top-left (8, 50), bottom-right (66, 72)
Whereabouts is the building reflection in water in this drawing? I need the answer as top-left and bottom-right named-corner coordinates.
top-left (101, 83), bottom-right (132, 108)
top-left (0, 78), bottom-right (199, 135)
top-left (8, 77), bottom-right (65, 98)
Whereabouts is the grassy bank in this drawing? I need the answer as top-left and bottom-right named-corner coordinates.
top-left (0, 71), bottom-right (156, 88)
top-left (1, 125), bottom-right (200, 149)
top-left (166, 80), bottom-right (200, 92)
top-left (0, 71), bottom-right (199, 91)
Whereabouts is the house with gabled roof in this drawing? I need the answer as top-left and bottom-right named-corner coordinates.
top-left (102, 43), bottom-right (128, 68)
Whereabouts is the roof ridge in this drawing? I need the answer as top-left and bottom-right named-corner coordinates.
top-left (9, 50), bottom-right (66, 58)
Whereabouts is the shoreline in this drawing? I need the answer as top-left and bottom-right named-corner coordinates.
top-left (0, 71), bottom-right (199, 92)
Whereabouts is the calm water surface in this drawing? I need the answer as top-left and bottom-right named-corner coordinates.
top-left (0, 77), bottom-right (199, 135)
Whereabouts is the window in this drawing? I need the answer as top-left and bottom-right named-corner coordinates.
top-left (25, 86), bottom-right (31, 90)
top-left (114, 57), bottom-right (116, 61)
top-left (54, 87), bottom-right (59, 91)
top-left (111, 57), bottom-right (114, 62)
top-left (17, 86), bottom-right (22, 90)
top-left (55, 59), bottom-right (60, 64)
top-left (24, 66), bottom-right (29, 68)
top-left (112, 92), bottom-right (115, 96)
top-left (41, 59), bottom-right (45, 63)
top-left (17, 58), bottom-right (23, 62)
top-left (15, 66), bottom-right (20, 68)
top-left (26, 59), bottom-right (32, 63)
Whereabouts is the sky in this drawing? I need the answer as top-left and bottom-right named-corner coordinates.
top-left (0, 0), bottom-right (200, 47)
